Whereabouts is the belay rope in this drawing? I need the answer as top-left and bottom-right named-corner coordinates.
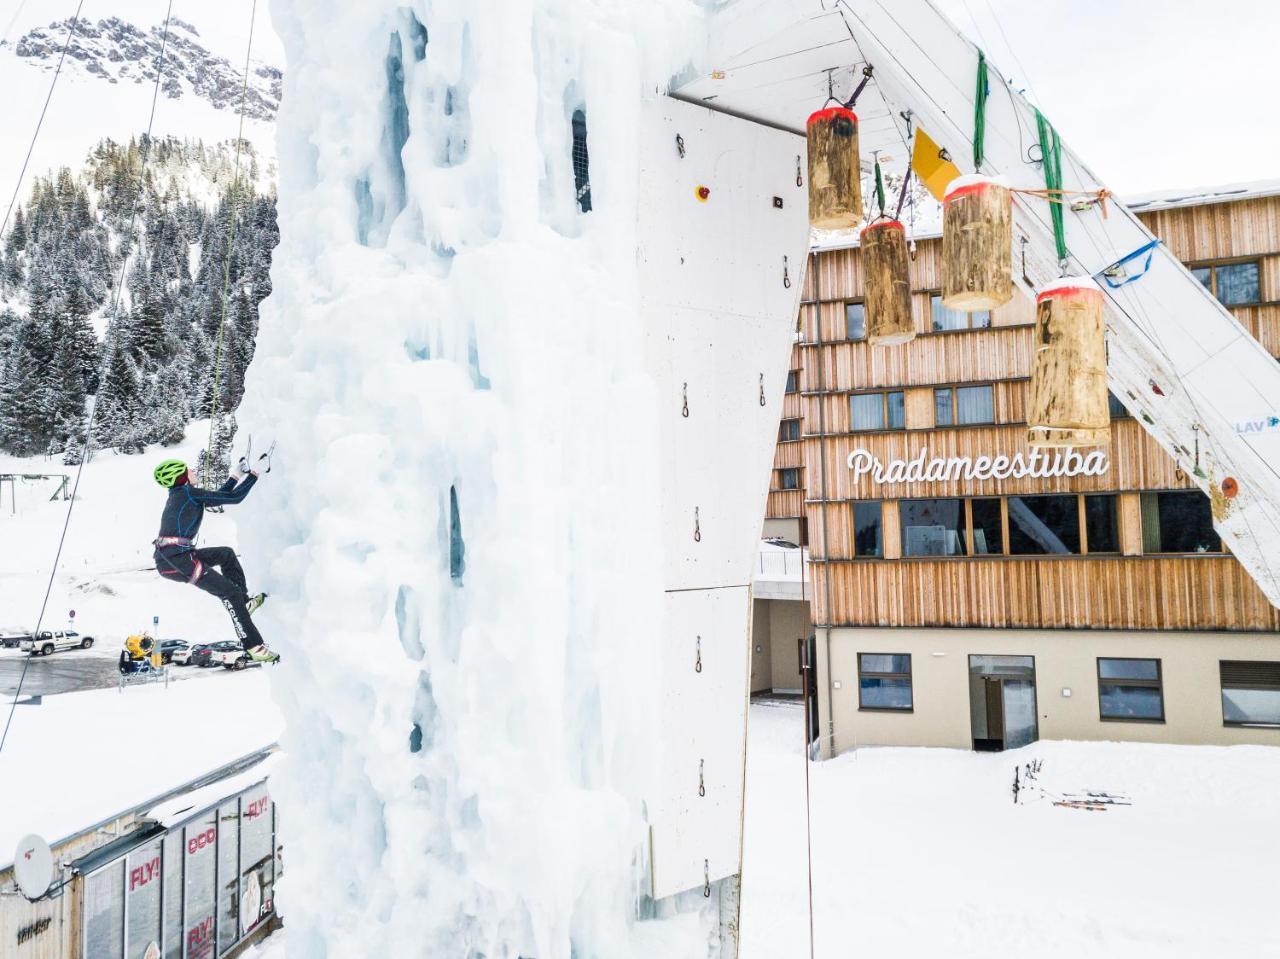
top-left (202, 0), bottom-right (259, 485)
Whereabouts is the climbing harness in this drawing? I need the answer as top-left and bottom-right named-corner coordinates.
top-left (202, 0), bottom-right (260, 485)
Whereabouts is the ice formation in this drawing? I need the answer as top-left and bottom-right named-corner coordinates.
top-left (236, 1), bottom-right (738, 955)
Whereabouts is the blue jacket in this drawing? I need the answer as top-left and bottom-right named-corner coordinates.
top-left (155, 474), bottom-right (257, 550)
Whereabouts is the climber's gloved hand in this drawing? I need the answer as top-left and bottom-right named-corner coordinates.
top-left (236, 456), bottom-right (256, 478)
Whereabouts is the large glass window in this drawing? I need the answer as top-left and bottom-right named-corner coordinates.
top-left (126, 839), bottom-right (163, 959)
top-left (971, 498), bottom-right (1003, 554)
top-left (239, 788), bottom-right (275, 939)
top-left (930, 294), bottom-right (992, 331)
top-left (163, 832), bottom-right (184, 959)
top-left (218, 801), bottom-right (241, 954)
top-left (1221, 661), bottom-right (1280, 726)
top-left (1141, 490), bottom-right (1221, 553)
top-left (184, 811), bottom-right (217, 959)
top-left (846, 301), bottom-right (866, 341)
top-left (778, 418), bottom-right (801, 442)
top-left (1195, 260), bottom-right (1261, 306)
top-left (1007, 495), bottom-right (1080, 554)
top-left (886, 390), bottom-right (905, 430)
top-left (1098, 658), bottom-right (1164, 721)
top-left (85, 862), bottom-right (125, 959)
top-left (900, 498), bottom-right (968, 556)
top-left (853, 502), bottom-right (882, 557)
top-left (934, 385), bottom-right (994, 425)
top-left (858, 653), bottom-right (912, 710)
top-left (1084, 495), bottom-right (1120, 553)
top-left (850, 391), bottom-right (905, 431)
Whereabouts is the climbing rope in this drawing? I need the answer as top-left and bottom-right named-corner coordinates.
top-left (972, 50), bottom-right (988, 169)
top-left (1033, 108), bottom-right (1068, 266)
top-left (1, 1), bottom-right (178, 756)
top-left (201, 0), bottom-right (259, 485)
top-left (1, 0), bottom-right (86, 239)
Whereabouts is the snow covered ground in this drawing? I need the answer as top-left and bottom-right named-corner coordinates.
top-left (0, 422), bottom-right (260, 648)
top-left (219, 702), bottom-right (1280, 958)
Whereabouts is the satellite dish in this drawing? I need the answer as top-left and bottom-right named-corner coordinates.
top-left (13, 833), bottom-right (53, 900)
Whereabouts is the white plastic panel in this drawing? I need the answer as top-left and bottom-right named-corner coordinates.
top-left (649, 586), bottom-right (751, 900)
top-left (637, 97), bottom-right (810, 899)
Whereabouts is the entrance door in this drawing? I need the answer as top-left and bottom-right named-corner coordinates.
top-left (969, 655), bottom-right (1038, 751)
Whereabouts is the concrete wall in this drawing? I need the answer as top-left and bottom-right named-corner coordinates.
top-left (817, 626), bottom-right (1280, 755)
top-left (761, 518), bottom-right (801, 542)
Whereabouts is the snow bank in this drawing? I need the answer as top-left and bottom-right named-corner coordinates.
top-left (741, 705), bottom-right (1280, 959)
top-left (236, 1), bottom-right (721, 955)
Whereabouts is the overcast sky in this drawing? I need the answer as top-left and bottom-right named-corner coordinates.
top-left (931, 0), bottom-right (1280, 195)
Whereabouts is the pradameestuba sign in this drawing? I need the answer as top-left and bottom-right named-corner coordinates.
top-left (847, 447), bottom-right (1109, 485)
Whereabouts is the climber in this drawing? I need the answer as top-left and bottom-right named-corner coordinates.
top-left (151, 456), bottom-right (279, 664)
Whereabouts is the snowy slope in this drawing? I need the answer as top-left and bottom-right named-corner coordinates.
top-left (0, 0), bottom-right (282, 221)
top-left (740, 704), bottom-right (1280, 959)
top-left (0, 421), bottom-right (261, 646)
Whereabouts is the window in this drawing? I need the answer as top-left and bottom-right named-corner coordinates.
top-left (849, 391), bottom-right (905, 431)
top-left (1194, 260), bottom-right (1261, 306)
top-left (1007, 494), bottom-right (1080, 554)
top-left (846, 301), bottom-right (866, 341)
top-left (1084, 494), bottom-right (1120, 553)
top-left (900, 498), bottom-right (968, 556)
top-left (1098, 658), bottom-right (1164, 722)
top-left (933, 384), bottom-right (994, 426)
top-left (930, 294), bottom-right (992, 331)
top-left (853, 501), bottom-right (882, 557)
top-left (1221, 661), bottom-right (1280, 726)
top-left (778, 418), bottom-right (801, 442)
top-left (970, 498), bottom-right (1003, 554)
top-left (785, 370), bottom-right (799, 394)
top-left (858, 653), bottom-right (912, 710)
top-left (1107, 391), bottom-right (1130, 418)
top-left (778, 468), bottom-right (800, 490)
top-left (1141, 490), bottom-right (1221, 553)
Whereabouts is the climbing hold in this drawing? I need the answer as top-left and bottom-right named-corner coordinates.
top-left (1149, 379), bottom-right (1165, 397)
top-left (695, 185), bottom-right (711, 202)
top-left (1222, 477), bottom-right (1239, 499)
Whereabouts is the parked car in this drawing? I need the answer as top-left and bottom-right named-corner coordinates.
top-left (20, 629), bottom-right (94, 656)
top-left (189, 640), bottom-right (243, 669)
top-left (1, 632), bottom-right (30, 649)
top-left (209, 643), bottom-right (252, 670)
top-left (157, 639), bottom-right (191, 665)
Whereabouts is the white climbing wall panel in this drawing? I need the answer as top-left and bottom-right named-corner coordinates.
top-left (638, 97), bottom-right (809, 899)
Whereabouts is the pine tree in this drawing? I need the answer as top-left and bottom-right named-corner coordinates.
top-left (93, 344), bottom-right (143, 453)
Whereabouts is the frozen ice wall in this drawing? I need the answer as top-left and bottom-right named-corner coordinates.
top-left (237, 0), bottom-right (717, 955)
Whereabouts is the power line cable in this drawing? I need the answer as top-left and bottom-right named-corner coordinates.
top-left (1, 0), bottom-right (178, 757)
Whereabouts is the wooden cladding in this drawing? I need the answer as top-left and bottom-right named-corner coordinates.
top-left (766, 489), bottom-right (805, 519)
top-left (1134, 196), bottom-right (1280, 263)
top-left (808, 556), bottom-right (1280, 632)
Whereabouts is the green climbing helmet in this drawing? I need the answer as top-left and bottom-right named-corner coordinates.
top-left (153, 459), bottom-right (188, 488)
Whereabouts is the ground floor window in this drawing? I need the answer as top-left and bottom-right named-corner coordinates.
top-left (1098, 658), bottom-right (1164, 721)
top-left (859, 653), bottom-right (912, 710)
top-left (1220, 661), bottom-right (1280, 726)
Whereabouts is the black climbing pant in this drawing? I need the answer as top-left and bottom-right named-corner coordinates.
top-left (155, 546), bottom-right (263, 652)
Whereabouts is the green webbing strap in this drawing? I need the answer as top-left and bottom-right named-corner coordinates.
top-left (973, 50), bottom-right (988, 169)
top-left (1035, 107), bottom-right (1068, 264)
top-left (873, 157), bottom-right (886, 218)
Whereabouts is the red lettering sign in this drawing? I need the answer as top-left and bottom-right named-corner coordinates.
top-left (244, 795), bottom-right (271, 819)
top-left (129, 856), bottom-right (162, 891)
top-left (187, 917), bottom-right (215, 959)
top-left (187, 827), bottom-right (216, 855)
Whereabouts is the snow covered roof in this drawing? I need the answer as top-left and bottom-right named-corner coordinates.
top-left (1124, 179), bottom-right (1280, 213)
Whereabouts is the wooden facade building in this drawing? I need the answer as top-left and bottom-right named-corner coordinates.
top-left (760, 185), bottom-right (1280, 754)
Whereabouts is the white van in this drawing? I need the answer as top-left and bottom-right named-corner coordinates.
top-left (21, 630), bottom-right (95, 656)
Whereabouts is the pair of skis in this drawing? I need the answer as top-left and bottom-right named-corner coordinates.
top-left (1013, 759), bottom-right (1132, 811)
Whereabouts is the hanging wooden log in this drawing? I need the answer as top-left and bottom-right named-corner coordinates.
top-left (1027, 277), bottom-right (1110, 447)
top-left (942, 174), bottom-right (1014, 311)
top-left (807, 107), bottom-right (862, 229)
top-left (861, 219), bottom-right (915, 346)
